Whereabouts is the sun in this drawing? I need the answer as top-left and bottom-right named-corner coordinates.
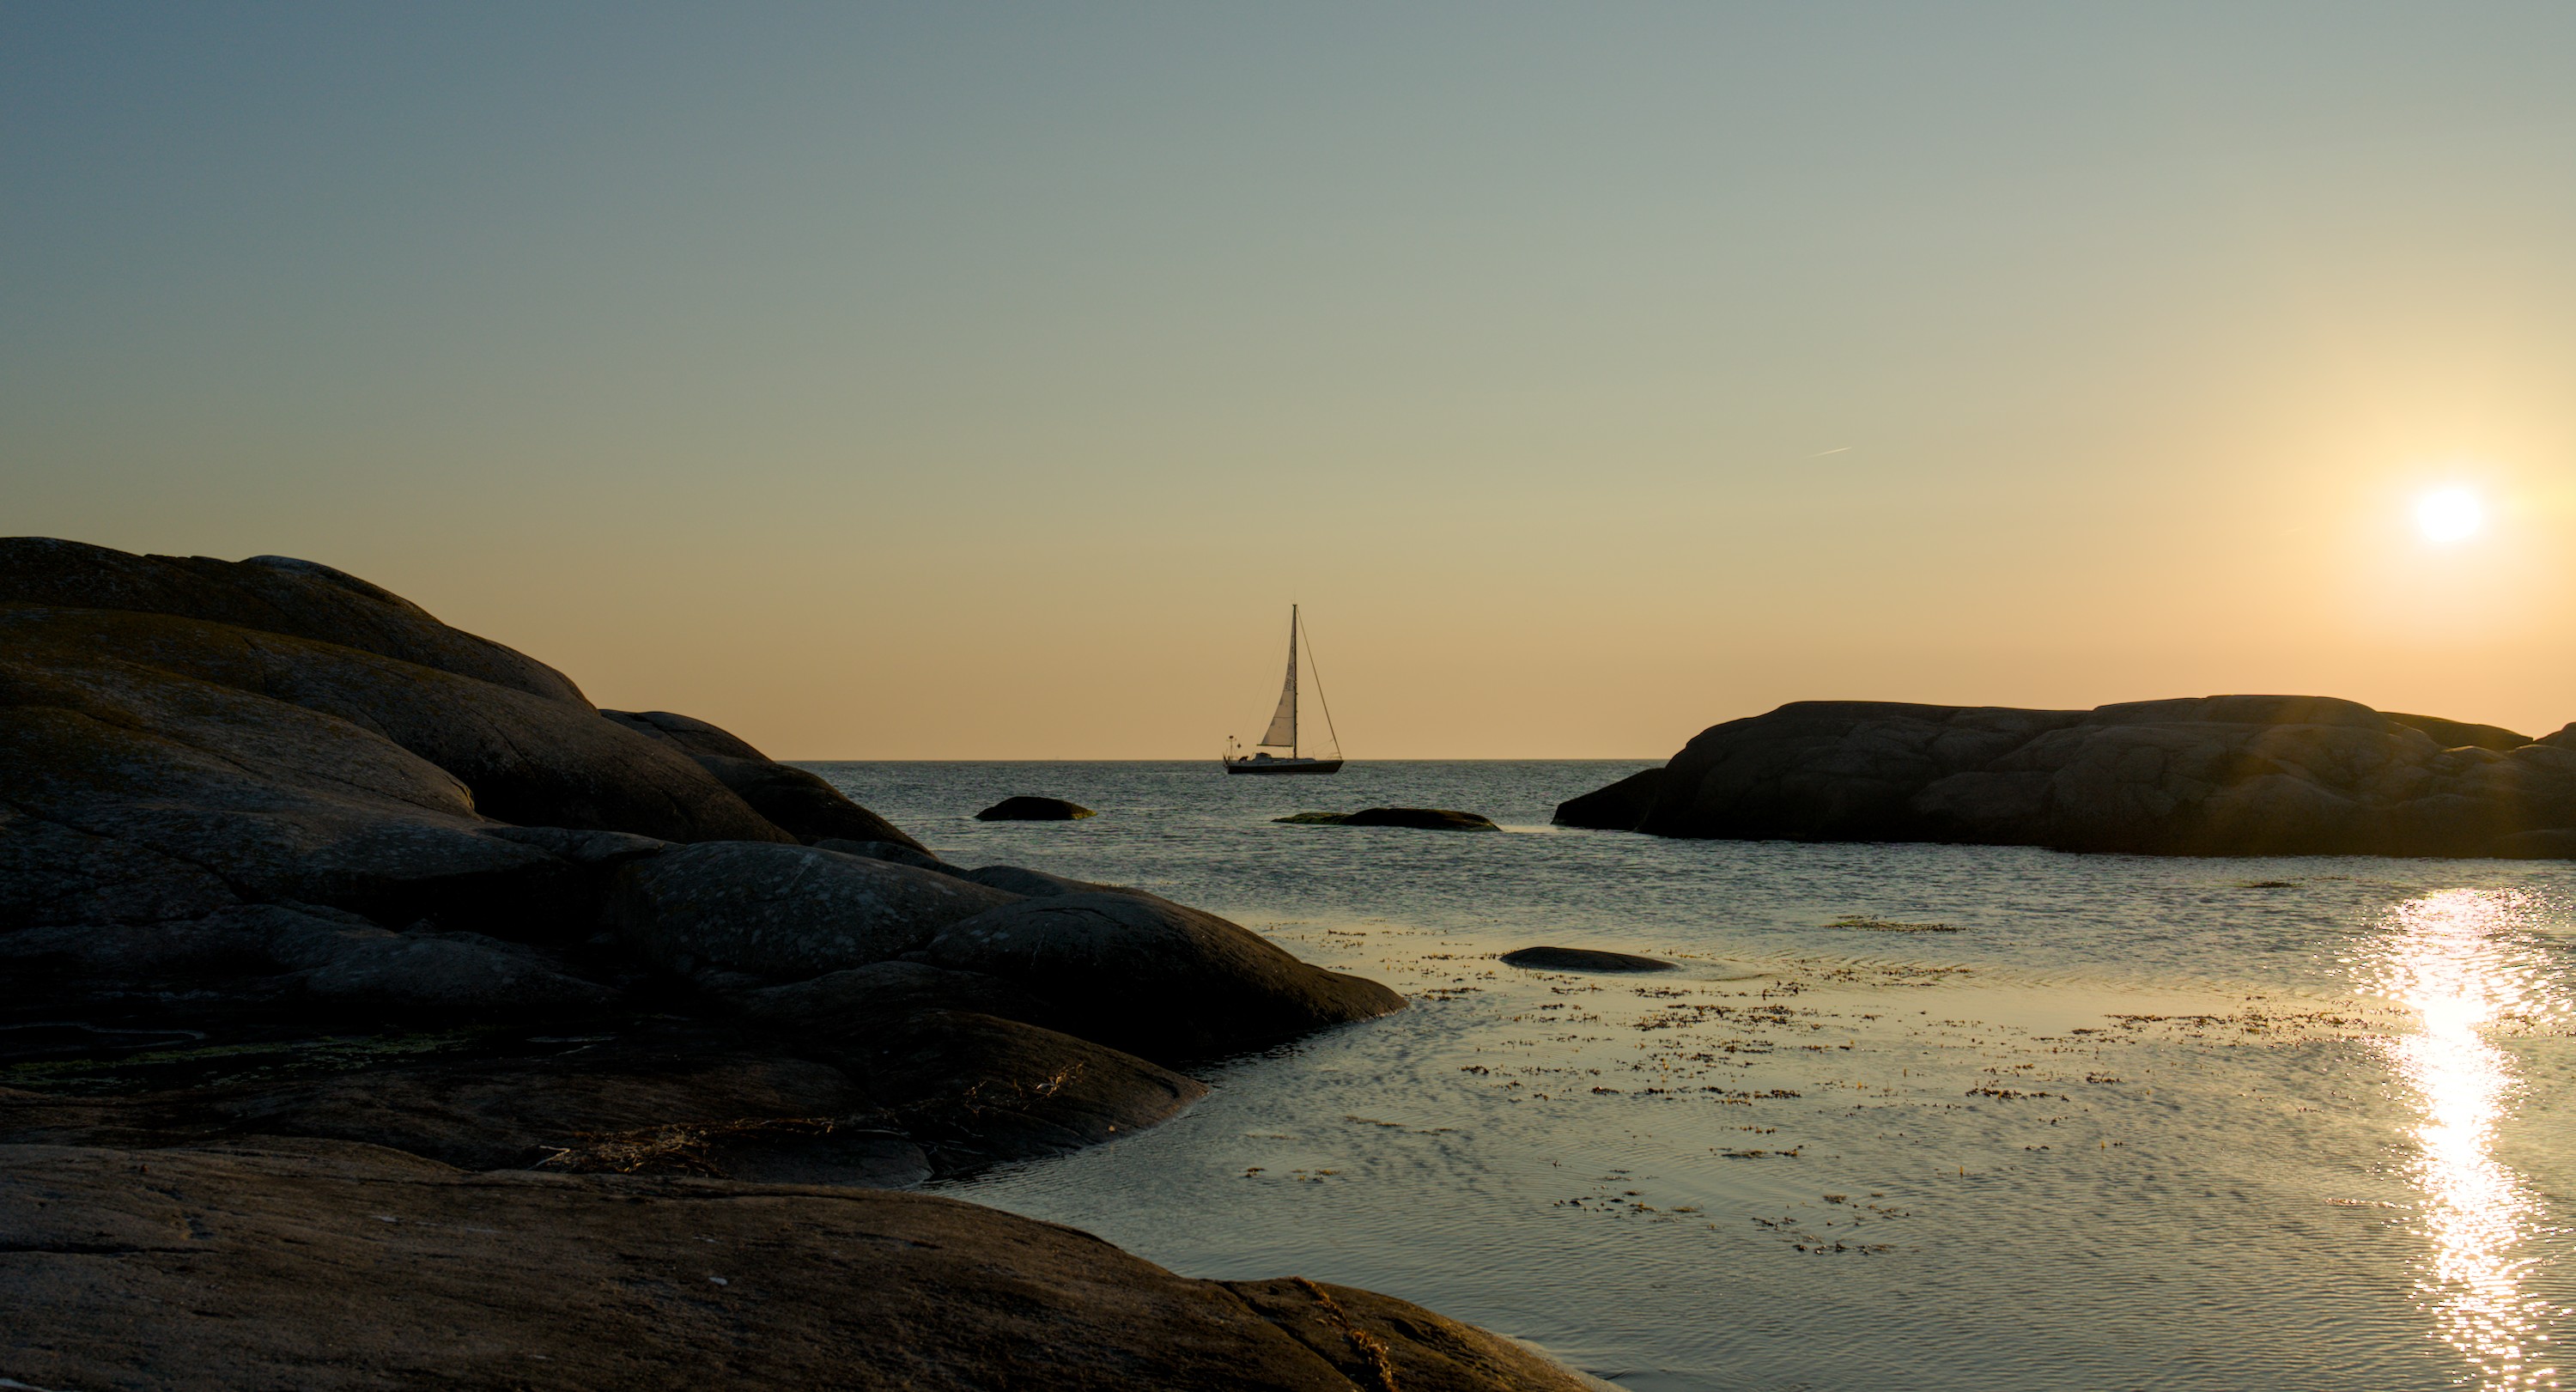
top-left (2415, 487), bottom-right (2483, 545)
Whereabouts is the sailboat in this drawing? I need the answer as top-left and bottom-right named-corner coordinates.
top-left (1223, 605), bottom-right (1344, 775)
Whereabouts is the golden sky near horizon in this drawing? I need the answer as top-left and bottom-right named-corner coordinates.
top-left (7, 5), bottom-right (2575, 757)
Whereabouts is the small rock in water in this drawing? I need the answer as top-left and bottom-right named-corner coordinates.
top-left (975, 796), bottom-right (1097, 822)
top-left (1273, 807), bottom-right (1498, 831)
top-left (1499, 945), bottom-right (1677, 974)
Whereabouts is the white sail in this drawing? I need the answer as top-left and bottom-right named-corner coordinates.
top-left (1259, 609), bottom-right (1297, 748)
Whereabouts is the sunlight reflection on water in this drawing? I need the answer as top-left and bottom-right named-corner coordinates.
top-left (2368, 889), bottom-right (2570, 1390)
top-left (820, 763), bottom-right (2576, 1388)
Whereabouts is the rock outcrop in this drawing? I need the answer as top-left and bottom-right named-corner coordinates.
top-left (0, 538), bottom-right (1488, 1389)
top-left (976, 794), bottom-right (1098, 821)
top-left (1498, 946), bottom-right (1676, 974)
top-left (920, 891), bottom-right (1409, 1063)
top-left (0, 1142), bottom-right (1598, 1392)
top-left (1276, 807), bottom-right (1500, 831)
top-left (606, 709), bottom-right (927, 851)
top-left (1555, 696), bottom-right (2576, 858)
top-left (0, 537), bottom-right (588, 702)
top-left (611, 842), bottom-right (1024, 980)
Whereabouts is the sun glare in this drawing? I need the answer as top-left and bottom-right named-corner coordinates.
top-left (2417, 488), bottom-right (2485, 544)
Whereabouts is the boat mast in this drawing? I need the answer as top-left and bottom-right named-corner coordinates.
top-left (1288, 605), bottom-right (1299, 759)
top-left (1299, 606), bottom-right (1341, 760)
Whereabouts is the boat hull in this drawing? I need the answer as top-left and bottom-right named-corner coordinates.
top-left (1224, 757), bottom-right (1344, 775)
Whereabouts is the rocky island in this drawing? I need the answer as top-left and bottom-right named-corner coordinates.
top-left (0, 538), bottom-right (1594, 1390)
top-left (1557, 696), bottom-right (2576, 858)
top-left (1276, 808), bottom-right (1501, 831)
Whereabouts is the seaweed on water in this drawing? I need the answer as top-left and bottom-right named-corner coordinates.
top-left (1825, 915), bottom-right (1961, 933)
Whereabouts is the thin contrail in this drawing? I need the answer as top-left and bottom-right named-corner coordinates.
top-left (1805, 447), bottom-right (1851, 458)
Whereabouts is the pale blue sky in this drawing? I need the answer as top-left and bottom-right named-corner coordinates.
top-left (8, 4), bottom-right (2574, 754)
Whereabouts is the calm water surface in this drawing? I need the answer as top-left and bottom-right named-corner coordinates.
top-left (805, 760), bottom-right (2576, 1392)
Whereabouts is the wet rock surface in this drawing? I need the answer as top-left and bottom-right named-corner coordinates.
top-left (0, 1142), bottom-right (1597, 1392)
top-left (1498, 945), bottom-right (1677, 974)
top-left (0, 538), bottom-right (1535, 1390)
top-left (1556, 695), bottom-right (2576, 857)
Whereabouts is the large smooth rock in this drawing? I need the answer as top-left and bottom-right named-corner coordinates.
top-left (1549, 768), bottom-right (1664, 833)
top-left (0, 639), bottom-right (582, 933)
top-left (599, 708), bottom-right (768, 759)
top-left (814, 837), bottom-right (958, 874)
top-left (0, 1030), bottom-right (900, 1180)
top-left (920, 891), bottom-right (1406, 1062)
top-left (606, 708), bottom-right (930, 852)
top-left (612, 842), bottom-right (1021, 981)
top-left (0, 538), bottom-right (589, 704)
top-left (0, 1142), bottom-right (1599, 1392)
top-left (961, 863), bottom-right (1141, 898)
top-left (733, 960), bottom-right (1060, 1036)
top-left (813, 1009), bottom-right (1208, 1170)
top-left (2, 605), bottom-right (789, 846)
top-left (694, 753), bottom-right (930, 849)
top-left (0, 901), bottom-right (611, 1030)
top-left (1555, 695), bottom-right (2576, 857)
top-left (0, 900), bottom-right (619, 1020)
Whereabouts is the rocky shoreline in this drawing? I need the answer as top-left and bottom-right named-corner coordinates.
top-left (0, 538), bottom-right (1593, 1390)
top-left (1558, 696), bottom-right (2576, 858)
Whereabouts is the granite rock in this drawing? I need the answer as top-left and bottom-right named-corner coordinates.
top-left (1557, 696), bottom-right (2576, 857)
top-left (921, 891), bottom-right (1407, 1063)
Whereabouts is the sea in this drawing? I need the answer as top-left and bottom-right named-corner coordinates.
top-left (805, 760), bottom-right (2575, 1392)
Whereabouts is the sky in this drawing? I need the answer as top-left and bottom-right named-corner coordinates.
top-left (7, 3), bottom-right (2575, 757)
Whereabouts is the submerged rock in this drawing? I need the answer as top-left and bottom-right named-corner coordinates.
top-left (1499, 945), bottom-right (1677, 974)
top-left (1274, 807), bottom-right (1499, 831)
top-left (1555, 696), bottom-right (2576, 858)
top-left (975, 795), bottom-right (1097, 821)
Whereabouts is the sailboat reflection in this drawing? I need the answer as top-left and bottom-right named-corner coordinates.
top-left (2367, 889), bottom-right (2567, 1391)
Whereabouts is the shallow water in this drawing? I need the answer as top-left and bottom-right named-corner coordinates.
top-left (807, 760), bottom-right (2576, 1392)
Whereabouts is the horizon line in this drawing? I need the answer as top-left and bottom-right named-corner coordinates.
top-left (778, 756), bottom-right (1670, 764)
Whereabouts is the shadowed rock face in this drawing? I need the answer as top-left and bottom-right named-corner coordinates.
top-left (920, 891), bottom-right (1408, 1063)
top-left (1555, 696), bottom-right (2576, 858)
top-left (0, 538), bottom-right (592, 704)
top-left (606, 710), bottom-right (928, 852)
top-left (0, 540), bottom-right (1492, 1389)
top-left (611, 842), bottom-right (1024, 980)
top-left (0, 1142), bottom-right (1600, 1392)
top-left (2, 540), bottom-right (1405, 1116)
top-left (1, 605), bottom-right (789, 848)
